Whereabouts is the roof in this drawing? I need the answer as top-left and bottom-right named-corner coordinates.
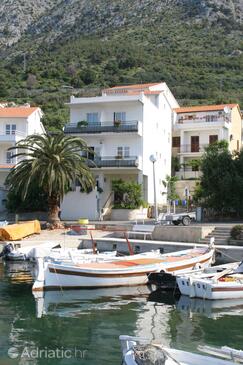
top-left (104, 82), bottom-right (160, 91)
top-left (174, 104), bottom-right (239, 113)
top-left (0, 107), bottom-right (40, 118)
top-left (103, 82), bottom-right (162, 95)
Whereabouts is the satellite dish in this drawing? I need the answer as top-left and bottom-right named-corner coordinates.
top-left (224, 106), bottom-right (231, 114)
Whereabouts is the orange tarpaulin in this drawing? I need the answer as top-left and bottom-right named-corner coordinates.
top-left (0, 220), bottom-right (41, 241)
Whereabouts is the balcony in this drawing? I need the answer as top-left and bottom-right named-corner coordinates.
top-left (175, 167), bottom-right (202, 180)
top-left (0, 131), bottom-right (27, 143)
top-left (174, 118), bottom-right (229, 130)
top-left (173, 144), bottom-right (209, 154)
top-left (64, 121), bottom-right (140, 134)
top-left (87, 156), bottom-right (139, 168)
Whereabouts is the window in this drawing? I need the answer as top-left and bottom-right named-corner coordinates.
top-left (86, 113), bottom-right (98, 124)
top-left (6, 151), bottom-right (13, 163)
top-left (124, 147), bottom-right (130, 158)
top-left (206, 115), bottom-right (218, 122)
top-left (117, 147), bottom-right (130, 158)
top-left (191, 136), bottom-right (199, 152)
top-left (114, 112), bottom-right (126, 122)
top-left (82, 146), bottom-right (94, 160)
top-left (6, 124), bottom-right (16, 135)
top-left (172, 136), bottom-right (180, 148)
top-left (209, 135), bottom-right (218, 144)
top-left (117, 146), bottom-right (123, 158)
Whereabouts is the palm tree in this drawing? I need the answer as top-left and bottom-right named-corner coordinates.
top-left (6, 133), bottom-right (94, 224)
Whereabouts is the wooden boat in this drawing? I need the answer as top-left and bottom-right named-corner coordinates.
top-left (32, 245), bottom-right (215, 291)
top-left (177, 261), bottom-right (243, 299)
top-left (120, 335), bottom-right (241, 365)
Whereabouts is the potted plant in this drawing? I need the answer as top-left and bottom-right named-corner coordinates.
top-left (114, 120), bottom-right (121, 127)
top-left (230, 225), bottom-right (243, 240)
top-left (77, 120), bottom-right (88, 128)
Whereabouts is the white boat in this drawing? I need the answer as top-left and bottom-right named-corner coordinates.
top-left (176, 262), bottom-right (240, 297)
top-left (0, 242), bottom-right (60, 261)
top-left (177, 261), bottom-right (243, 299)
top-left (32, 245), bottom-right (215, 291)
top-left (120, 335), bottom-right (241, 365)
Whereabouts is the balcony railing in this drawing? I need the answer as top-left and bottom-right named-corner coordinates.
top-left (0, 130), bottom-right (27, 141)
top-left (172, 144), bottom-right (209, 153)
top-left (64, 121), bottom-right (139, 134)
top-left (87, 156), bottom-right (139, 168)
top-left (177, 117), bottom-right (227, 124)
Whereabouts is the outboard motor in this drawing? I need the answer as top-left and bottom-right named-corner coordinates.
top-left (0, 243), bottom-right (14, 259)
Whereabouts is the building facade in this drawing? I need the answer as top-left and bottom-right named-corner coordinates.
top-left (0, 105), bottom-right (45, 211)
top-left (172, 104), bottom-right (242, 179)
top-left (172, 104), bottom-right (242, 198)
top-left (61, 82), bottom-right (179, 220)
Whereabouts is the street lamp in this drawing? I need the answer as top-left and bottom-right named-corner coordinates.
top-left (149, 154), bottom-right (158, 221)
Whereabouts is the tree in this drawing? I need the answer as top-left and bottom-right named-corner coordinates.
top-left (6, 179), bottom-right (48, 213)
top-left (26, 73), bottom-right (38, 89)
top-left (194, 140), bottom-right (237, 213)
top-left (112, 179), bottom-right (143, 209)
top-left (6, 134), bottom-right (94, 225)
top-left (187, 159), bottom-right (202, 178)
top-left (162, 175), bottom-right (179, 213)
top-left (171, 156), bottom-right (180, 176)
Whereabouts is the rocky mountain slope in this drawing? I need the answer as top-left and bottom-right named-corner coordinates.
top-left (1, 0), bottom-right (242, 50)
top-left (0, 0), bottom-right (242, 131)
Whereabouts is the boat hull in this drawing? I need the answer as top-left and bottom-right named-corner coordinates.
top-left (44, 265), bottom-right (151, 289)
top-left (33, 246), bottom-right (214, 291)
top-left (193, 279), bottom-right (243, 300)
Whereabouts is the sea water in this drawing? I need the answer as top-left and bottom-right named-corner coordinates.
top-left (0, 261), bottom-right (243, 365)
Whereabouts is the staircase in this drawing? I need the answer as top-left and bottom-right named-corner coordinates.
top-left (200, 226), bottom-right (233, 245)
top-left (100, 192), bottom-right (114, 221)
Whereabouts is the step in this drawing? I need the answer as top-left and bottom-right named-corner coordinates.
top-left (206, 233), bottom-right (231, 238)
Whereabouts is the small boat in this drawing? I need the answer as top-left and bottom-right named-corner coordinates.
top-left (0, 242), bottom-right (60, 261)
top-left (120, 335), bottom-right (241, 365)
top-left (177, 261), bottom-right (243, 299)
top-left (33, 244), bottom-right (215, 291)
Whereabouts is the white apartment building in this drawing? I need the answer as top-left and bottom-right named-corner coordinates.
top-left (172, 104), bottom-right (242, 197)
top-left (61, 82), bottom-right (179, 220)
top-left (0, 106), bottom-right (45, 211)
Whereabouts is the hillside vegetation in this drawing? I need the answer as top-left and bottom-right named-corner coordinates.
top-left (0, 0), bottom-right (242, 131)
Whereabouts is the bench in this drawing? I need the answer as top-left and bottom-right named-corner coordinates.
top-left (127, 224), bottom-right (155, 240)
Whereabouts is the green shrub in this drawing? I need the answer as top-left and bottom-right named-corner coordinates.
top-left (230, 225), bottom-right (243, 240)
top-left (112, 179), bottom-right (143, 209)
top-left (77, 120), bottom-right (88, 128)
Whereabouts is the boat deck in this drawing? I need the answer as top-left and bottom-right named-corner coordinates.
top-left (75, 249), bottom-right (206, 270)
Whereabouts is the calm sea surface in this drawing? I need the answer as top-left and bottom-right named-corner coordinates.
top-left (1, 261), bottom-right (243, 365)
